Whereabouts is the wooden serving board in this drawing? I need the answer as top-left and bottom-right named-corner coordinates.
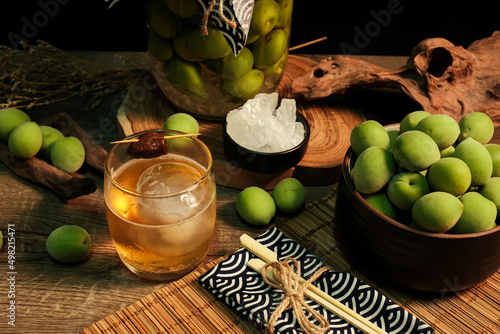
top-left (117, 55), bottom-right (365, 189)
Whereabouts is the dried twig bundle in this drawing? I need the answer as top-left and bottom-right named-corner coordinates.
top-left (0, 40), bottom-right (147, 109)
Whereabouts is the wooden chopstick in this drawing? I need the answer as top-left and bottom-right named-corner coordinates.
top-left (240, 234), bottom-right (278, 263)
top-left (110, 133), bottom-right (200, 144)
top-left (240, 234), bottom-right (388, 334)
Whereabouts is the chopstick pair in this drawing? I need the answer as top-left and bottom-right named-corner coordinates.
top-left (240, 234), bottom-right (388, 334)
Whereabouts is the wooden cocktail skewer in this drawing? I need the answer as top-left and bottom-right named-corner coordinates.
top-left (240, 234), bottom-right (389, 334)
top-left (289, 36), bottom-right (328, 51)
top-left (110, 133), bottom-right (200, 144)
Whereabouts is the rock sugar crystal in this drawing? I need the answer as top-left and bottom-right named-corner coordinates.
top-left (226, 93), bottom-right (305, 153)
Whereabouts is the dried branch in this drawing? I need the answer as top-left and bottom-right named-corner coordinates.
top-left (0, 40), bottom-right (147, 110)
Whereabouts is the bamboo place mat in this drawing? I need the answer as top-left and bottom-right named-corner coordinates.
top-left (81, 185), bottom-right (500, 334)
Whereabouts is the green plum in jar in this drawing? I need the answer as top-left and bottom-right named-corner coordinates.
top-left (147, 0), bottom-right (294, 119)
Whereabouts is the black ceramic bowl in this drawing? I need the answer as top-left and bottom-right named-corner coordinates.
top-left (334, 124), bottom-right (500, 292)
top-left (223, 111), bottom-right (310, 174)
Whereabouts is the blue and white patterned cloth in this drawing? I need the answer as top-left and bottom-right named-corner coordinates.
top-left (195, 0), bottom-right (254, 55)
top-left (199, 227), bottom-right (434, 334)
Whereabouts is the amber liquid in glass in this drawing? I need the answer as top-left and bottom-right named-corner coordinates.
top-left (104, 154), bottom-right (216, 280)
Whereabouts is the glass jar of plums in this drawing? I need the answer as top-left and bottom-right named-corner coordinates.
top-left (147, 0), bottom-right (293, 119)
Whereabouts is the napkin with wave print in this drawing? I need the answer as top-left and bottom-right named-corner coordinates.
top-left (199, 227), bottom-right (434, 334)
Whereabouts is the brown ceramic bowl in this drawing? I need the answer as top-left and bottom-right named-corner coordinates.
top-left (334, 125), bottom-right (500, 292)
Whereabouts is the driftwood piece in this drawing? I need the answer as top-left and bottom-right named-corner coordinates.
top-left (0, 140), bottom-right (97, 201)
top-left (292, 31), bottom-right (500, 127)
top-left (0, 112), bottom-right (108, 201)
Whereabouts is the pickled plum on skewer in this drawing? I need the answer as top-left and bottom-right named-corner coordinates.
top-left (127, 131), bottom-right (169, 159)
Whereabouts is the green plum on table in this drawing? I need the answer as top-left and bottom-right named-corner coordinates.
top-left (8, 121), bottom-right (42, 159)
top-left (46, 225), bottom-right (91, 264)
top-left (236, 187), bottom-right (276, 225)
top-left (272, 178), bottom-right (306, 214)
top-left (50, 136), bottom-right (85, 173)
top-left (164, 113), bottom-right (199, 135)
top-left (39, 125), bottom-right (64, 161)
top-left (0, 108), bottom-right (31, 141)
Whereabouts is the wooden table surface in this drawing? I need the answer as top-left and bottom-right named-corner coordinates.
top-left (0, 51), bottom-right (495, 334)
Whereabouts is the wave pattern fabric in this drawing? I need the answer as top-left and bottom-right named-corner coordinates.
top-left (196, 0), bottom-right (254, 55)
top-left (199, 227), bottom-right (435, 334)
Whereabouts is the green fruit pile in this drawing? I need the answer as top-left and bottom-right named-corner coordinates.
top-left (350, 111), bottom-right (499, 234)
top-left (0, 108), bottom-right (86, 173)
top-left (147, 0), bottom-right (293, 116)
top-left (236, 178), bottom-right (305, 225)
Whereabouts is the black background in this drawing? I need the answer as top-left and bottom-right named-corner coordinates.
top-left (0, 0), bottom-right (498, 55)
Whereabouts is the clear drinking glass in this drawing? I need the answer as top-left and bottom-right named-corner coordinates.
top-left (104, 129), bottom-right (216, 281)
